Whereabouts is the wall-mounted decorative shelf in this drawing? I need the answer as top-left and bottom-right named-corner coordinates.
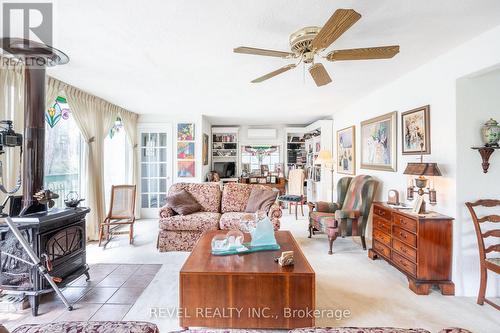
top-left (471, 146), bottom-right (499, 173)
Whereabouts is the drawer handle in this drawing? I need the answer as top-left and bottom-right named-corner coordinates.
top-left (399, 232), bottom-right (407, 239)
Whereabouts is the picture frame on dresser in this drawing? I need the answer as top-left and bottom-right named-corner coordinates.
top-left (360, 111), bottom-right (398, 172)
top-left (402, 105), bottom-right (431, 155)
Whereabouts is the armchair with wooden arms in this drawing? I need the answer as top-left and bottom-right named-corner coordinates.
top-left (308, 175), bottom-right (377, 254)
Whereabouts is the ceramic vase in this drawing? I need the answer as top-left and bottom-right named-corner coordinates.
top-left (481, 118), bottom-right (500, 147)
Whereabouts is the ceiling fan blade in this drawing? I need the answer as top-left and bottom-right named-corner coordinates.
top-left (326, 45), bottom-right (400, 61)
top-left (311, 9), bottom-right (361, 51)
top-left (251, 64), bottom-right (296, 83)
top-left (309, 63), bottom-right (332, 87)
top-left (234, 46), bottom-right (294, 58)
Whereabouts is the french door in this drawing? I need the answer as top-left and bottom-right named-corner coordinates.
top-left (138, 124), bottom-right (172, 218)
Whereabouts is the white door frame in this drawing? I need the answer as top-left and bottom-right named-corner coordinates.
top-left (137, 123), bottom-right (173, 219)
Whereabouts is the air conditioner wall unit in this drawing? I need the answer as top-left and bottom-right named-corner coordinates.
top-left (247, 128), bottom-right (277, 139)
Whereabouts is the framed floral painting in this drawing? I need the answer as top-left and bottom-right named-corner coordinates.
top-left (177, 123), bottom-right (195, 141)
top-left (401, 105), bottom-right (430, 155)
top-left (177, 142), bottom-right (195, 160)
top-left (337, 126), bottom-right (355, 175)
top-left (360, 111), bottom-right (397, 172)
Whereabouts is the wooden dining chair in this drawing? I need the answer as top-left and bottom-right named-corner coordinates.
top-left (465, 199), bottom-right (500, 310)
top-left (99, 185), bottom-right (137, 247)
top-left (278, 168), bottom-right (306, 220)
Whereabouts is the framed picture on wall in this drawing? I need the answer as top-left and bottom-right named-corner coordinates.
top-left (178, 160), bottom-right (195, 177)
top-left (177, 142), bottom-right (195, 160)
top-left (177, 123), bottom-right (195, 141)
top-left (337, 126), bottom-right (355, 175)
top-left (360, 111), bottom-right (397, 172)
top-left (401, 105), bottom-right (430, 155)
top-left (202, 133), bottom-right (209, 165)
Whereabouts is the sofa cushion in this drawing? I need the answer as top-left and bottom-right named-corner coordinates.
top-left (166, 189), bottom-right (203, 215)
top-left (245, 187), bottom-right (278, 213)
top-left (168, 183), bottom-right (221, 213)
top-left (222, 183), bottom-right (274, 213)
top-left (159, 212), bottom-right (221, 231)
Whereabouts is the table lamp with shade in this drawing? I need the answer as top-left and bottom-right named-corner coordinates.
top-left (403, 162), bottom-right (441, 214)
top-left (314, 149), bottom-right (334, 202)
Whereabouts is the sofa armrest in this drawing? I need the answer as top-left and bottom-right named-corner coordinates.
top-left (315, 201), bottom-right (341, 213)
top-left (268, 202), bottom-right (282, 220)
top-left (159, 205), bottom-right (175, 218)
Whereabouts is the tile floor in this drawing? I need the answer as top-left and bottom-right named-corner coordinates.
top-left (1, 263), bottom-right (161, 328)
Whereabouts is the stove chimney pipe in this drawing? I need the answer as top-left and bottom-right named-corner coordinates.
top-left (0, 38), bottom-right (69, 215)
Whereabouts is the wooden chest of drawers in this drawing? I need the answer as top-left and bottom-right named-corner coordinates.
top-left (368, 202), bottom-right (455, 295)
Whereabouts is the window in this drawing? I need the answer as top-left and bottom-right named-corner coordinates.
top-left (104, 118), bottom-right (129, 210)
top-left (44, 97), bottom-right (83, 207)
top-left (241, 145), bottom-right (281, 172)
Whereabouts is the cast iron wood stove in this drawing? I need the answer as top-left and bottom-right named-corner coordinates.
top-left (0, 38), bottom-right (90, 316)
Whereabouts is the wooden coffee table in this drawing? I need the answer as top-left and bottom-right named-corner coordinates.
top-left (179, 230), bottom-right (315, 329)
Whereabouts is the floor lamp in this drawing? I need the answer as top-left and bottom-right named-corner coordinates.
top-left (314, 150), bottom-right (334, 202)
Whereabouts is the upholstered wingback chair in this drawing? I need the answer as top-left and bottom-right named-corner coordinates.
top-left (308, 175), bottom-right (378, 254)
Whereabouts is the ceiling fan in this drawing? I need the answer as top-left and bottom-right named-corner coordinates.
top-left (234, 9), bottom-right (400, 87)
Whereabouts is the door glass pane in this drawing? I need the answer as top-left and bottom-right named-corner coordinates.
top-left (159, 179), bottom-right (166, 192)
top-left (141, 163), bottom-right (148, 177)
top-left (150, 194), bottom-right (158, 208)
top-left (141, 194), bottom-right (148, 208)
top-left (159, 133), bottom-right (167, 147)
top-left (159, 148), bottom-right (166, 162)
top-left (150, 179), bottom-right (158, 192)
top-left (141, 179), bottom-right (149, 192)
top-left (149, 163), bottom-right (158, 177)
top-left (159, 163), bottom-right (167, 177)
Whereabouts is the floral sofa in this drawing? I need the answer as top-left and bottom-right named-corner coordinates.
top-left (158, 182), bottom-right (282, 252)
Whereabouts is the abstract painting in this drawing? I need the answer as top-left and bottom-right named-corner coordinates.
top-left (178, 160), bottom-right (195, 177)
top-left (177, 123), bottom-right (195, 141)
top-left (361, 111), bottom-right (397, 172)
top-left (402, 105), bottom-right (430, 155)
top-left (202, 133), bottom-right (209, 165)
top-left (177, 142), bottom-right (195, 160)
top-left (337, 126), bottom-right (355, 175)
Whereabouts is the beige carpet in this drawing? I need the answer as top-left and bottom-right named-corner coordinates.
top-left (2, 210), bottom-right (499, 332)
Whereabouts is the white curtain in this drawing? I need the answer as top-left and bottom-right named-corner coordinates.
top-left (62, 84), bottom-right (117, 240)
top-left (120, 109), bottom-right (139, 218)
top-left (0, 58), bottom-right (24, 203)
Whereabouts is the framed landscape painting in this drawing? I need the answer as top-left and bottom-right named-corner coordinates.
top-left (178, 160), bottom-right (195, 177)
top-left (337, 126), bottom-right (355, 175)
top-left (360, 111), bottom-right (397, 172)
top-left (402, 105), bottom-right (430, 155)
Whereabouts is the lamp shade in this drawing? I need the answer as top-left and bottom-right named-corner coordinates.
top-left (403, 163), bottom-right (442, 176)
top-left (314, 150), bottom-right (333, 165)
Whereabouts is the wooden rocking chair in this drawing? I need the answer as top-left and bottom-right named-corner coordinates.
top-left (465, 199), bottom-right (500, 310)
top-left (99, 185), bottom-right (137, 247)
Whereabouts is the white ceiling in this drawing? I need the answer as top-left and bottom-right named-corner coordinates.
top-left (48, 0), bottom-right (500, 125)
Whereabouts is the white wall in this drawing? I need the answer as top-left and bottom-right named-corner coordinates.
top-left (331, 24), bottom-right (500, 296)
top-left (456, 69), bottom-right (500, 297)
